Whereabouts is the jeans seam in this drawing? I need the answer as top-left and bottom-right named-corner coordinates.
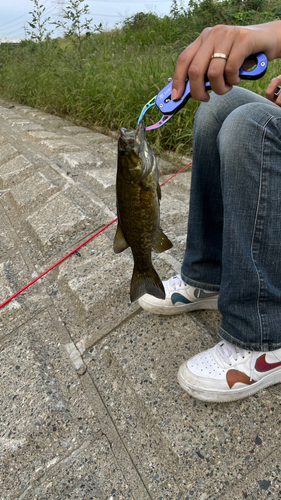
top-left (250, 116), bottom-right (272, 347)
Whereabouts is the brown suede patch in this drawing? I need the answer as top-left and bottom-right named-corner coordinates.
top-left (226, 369), bottom-right (256, 389)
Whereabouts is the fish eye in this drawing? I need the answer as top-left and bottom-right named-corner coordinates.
top-left (119, 148), bottom-right (126, 155)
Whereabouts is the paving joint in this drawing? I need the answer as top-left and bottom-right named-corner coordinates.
top-left (14, 435), bottom-right (104, 500)
top-left (84, 369), bottom-right (152, 500)
top-left (76, 304), bottom-right (142, 355)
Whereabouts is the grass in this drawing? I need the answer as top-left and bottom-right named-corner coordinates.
top-left (0, 17), bottom-right (281, 156)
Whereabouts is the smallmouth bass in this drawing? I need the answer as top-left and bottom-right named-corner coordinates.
top-left (113, 121), bottom-right (172, 302)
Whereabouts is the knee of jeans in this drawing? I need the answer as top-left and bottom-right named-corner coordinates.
top-left (194, 92), bottom-right (221, 132)
top-left (218, 102), bottom-right (265, 156)
top-left (194, 88), bottom-right (242, 136)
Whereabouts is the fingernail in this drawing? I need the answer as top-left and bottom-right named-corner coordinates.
top-left (171, 89), bottom-right (178, 100)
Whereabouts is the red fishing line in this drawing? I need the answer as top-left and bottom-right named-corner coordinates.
top-left (0, 162), bottom-right (192, 309)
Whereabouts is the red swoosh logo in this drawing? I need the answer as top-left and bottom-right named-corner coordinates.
top-left (255, 354), bottom-right (281, 373)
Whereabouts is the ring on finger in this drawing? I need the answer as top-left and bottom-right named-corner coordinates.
top-left (211, 53), bottom-right (228, 60)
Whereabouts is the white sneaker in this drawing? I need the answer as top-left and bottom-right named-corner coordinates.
top-left (178, 340), bottom-right (281, 402)
top-left (138, 274), bottom-right (219, 315)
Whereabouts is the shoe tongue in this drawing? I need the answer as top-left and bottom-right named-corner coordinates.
top-left (169, 274), bottom-right (182, 291)
top-left (217, 341), bottom-right (242, 364)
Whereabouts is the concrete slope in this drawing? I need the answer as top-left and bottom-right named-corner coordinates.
top-left (0, 100), bottom-right (280, 500)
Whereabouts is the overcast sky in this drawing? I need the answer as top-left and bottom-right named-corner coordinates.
top-left (0, 0), bottom-right (174, 39)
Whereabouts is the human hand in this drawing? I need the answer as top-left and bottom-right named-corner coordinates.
top-left (266, 75), bottom-right (281, 107)
top-left (171, 22), bottom-right (281, 103)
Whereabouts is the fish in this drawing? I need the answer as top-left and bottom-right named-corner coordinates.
top-left (113, 120), bottom-right (173, 303)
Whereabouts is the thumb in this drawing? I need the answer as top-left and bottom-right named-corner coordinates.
top-left (171, 78), bottom-right (185, 101)
top-left (171, 40), bottom-right (200, 100)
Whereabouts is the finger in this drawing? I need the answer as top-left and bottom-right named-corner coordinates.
top-left (207, 57), bottom-right (233, 96)
top-left (265, 75), bottom-right (281, 102)
top-left (221, 41), bottom-right (249, 87)
top-left (189, 45), bottom-right (234, 99)
top-left (187, 43), bottom-right (216, 101)
top-left (171, 37), bottom-right (203, 101)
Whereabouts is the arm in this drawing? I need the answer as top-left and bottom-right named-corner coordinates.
top-left (171, 22), bottom-right (281, 102)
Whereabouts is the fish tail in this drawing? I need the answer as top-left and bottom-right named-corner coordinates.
top-left (130, 265), bottom-right (165, 303)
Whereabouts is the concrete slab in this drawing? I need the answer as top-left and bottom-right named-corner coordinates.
top-left (0, 112), bottom-right (24, 121)
top-left (21, 435), bottom-right (136, 500)
top-left (73, 133), bottom-right (117, 158)
top-left (62, 125), bottom-right (91, 134)
top-left (0, 155), bottom-right (36, 188)
top-left (84, 166), bottom-right (116, 195)
top-left (0, 210), bottom-right (16, 256)
top-left (0, 250), bottom-right (52, 339)
top-left (193, 309), bottom-right (222, 337)
top-left (59, 151), bottom-right (106, 171)
top-left (40, 140), bottom-right (81, 152)
top-left (0, 310), bottom-right (101, 499)
top-left (8, 119), bottom-right (31, 126)
top-left (63, 131), bottom-right (116, 146)
top-left (215, 451), bottom-right (281, 499)
top-left (11, 121), bottom-right (44, 131)
top-left (0, 143), bottom-right (18, 166)
top-left (33, 114), bottom-right (66, 124)
top-left (26, 193), bottom-right (88, 248)
top-left (12, 105), bottom-right (34, 114)
top-left (10, 171), bottom-right (60, 209)
top-left (27, 130), bottom-right (60, 141)
top-left (160, 169), bottom-right (192, 203)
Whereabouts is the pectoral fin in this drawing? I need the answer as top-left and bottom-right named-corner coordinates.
top-left (157, 183), bottom-right (161, 201)
top-left (113, 223), bottom-right (129, 253)
top-left (153, 228), bottom-right (173, 253)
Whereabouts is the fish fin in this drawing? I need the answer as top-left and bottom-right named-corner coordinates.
top-left (113, 223), bottom-right (129, 253)
top-left (157, 183), bottom-right (161, 201)
top-left (130, 266), bottom-right (165, 303)
top-left (153, 228), bottom-right (173, 253)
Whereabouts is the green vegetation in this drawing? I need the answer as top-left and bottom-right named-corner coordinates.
top-left (25, 0), bottom-right (55, 42)
top-left (0, 0), bottom-right (281, 154)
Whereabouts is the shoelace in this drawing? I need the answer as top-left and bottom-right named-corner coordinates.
top-left (217, 341), bottom-right (260, 381)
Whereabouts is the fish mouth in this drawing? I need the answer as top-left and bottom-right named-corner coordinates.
top-left (119, 127), bottom-right (135, 154)
top-left (119, 122), bottom-right (145, 145)
top-left (120, 128), bottom-right (135, 142)
top-left (135, 120), bottom-right (145, 144)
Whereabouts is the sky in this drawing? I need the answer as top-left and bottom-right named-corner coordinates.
top-left (0, 0), bottom-right (174, 40)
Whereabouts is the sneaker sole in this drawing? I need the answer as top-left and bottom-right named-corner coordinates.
top-left (138, 296), bottom-right (218, 315)
top-left (177, 365), bottom-right (281, 403)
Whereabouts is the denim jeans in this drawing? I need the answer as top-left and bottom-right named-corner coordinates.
top-left (181, 86), bottom-right (281, 351)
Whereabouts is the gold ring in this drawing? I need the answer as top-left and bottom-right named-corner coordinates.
top-left (212, 53), bottom-right (228, 60)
